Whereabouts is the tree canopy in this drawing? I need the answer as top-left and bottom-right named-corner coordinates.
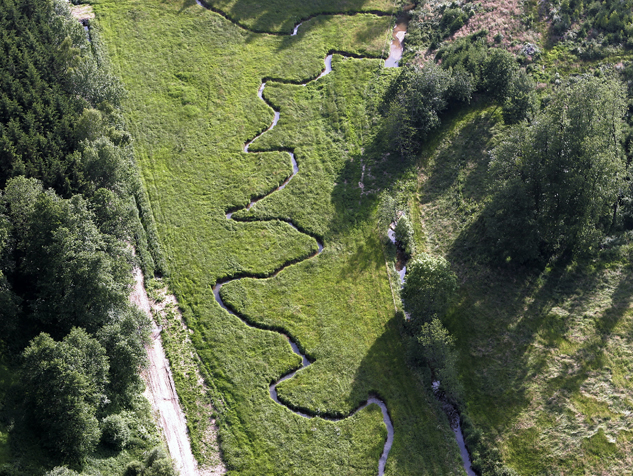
top-left (485, 76), bottom-right (627, 262)
top-left (401, 252), bottom-right (457, 326)
top-left (22, 328), bottom-right (109, 461)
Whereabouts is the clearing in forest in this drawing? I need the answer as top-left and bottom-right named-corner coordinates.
top-left (94, 0), bottom-right (465, 474)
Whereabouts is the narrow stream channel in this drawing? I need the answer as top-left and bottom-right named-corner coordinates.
top-left (390, 222), bottom-right (476, 476)
top-left (206, 19), bottom-right (396, 474)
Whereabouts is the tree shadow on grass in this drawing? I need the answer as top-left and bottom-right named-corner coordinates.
top-left (446, 197), bottom-right (633, 438)
top-left (183, 0), bottom-right (395, 52)
top-left (420, 102), bottom-right (496, 207)
top-left (343, 312), bottom-right (464, 475)
top-left (195, 0), bottom-right (392, 35)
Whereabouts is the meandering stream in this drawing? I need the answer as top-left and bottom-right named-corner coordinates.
top-left (208, 22), bottom-right (398, 474)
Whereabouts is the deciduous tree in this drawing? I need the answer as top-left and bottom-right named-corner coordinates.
top-left (22, 328), bottom-right (109, 461)
top-left (486, 76), bottom-right (627, 262)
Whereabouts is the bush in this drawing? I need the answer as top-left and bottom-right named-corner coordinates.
top-left (43, 468), bottom-right (80, 476)
top-left (394, 214), bottom-right (416, 258)
top-left (145, 447), bottom-right (169, 467)
top-left (401, 253), bottom-right (457, 326)
top-left (502, 70), bottom-right (538, 124)
top-left (124, 461), bottom-right (144, 476)
top-left (101, 414), bottom-right (131, 450)
top-left (144, 458), bottom-right (178, 476)
top-left (482, 48), bottom-right (519, 101)
top-left (144, 447), bottom-right (178, 476)
top-left (417, 319), bottom-right (462, 400)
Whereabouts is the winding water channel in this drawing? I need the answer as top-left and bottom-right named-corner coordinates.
top-left (183, 4), bottom-right (474, 473)
top-left (210, 35), bottom-right (395, 474)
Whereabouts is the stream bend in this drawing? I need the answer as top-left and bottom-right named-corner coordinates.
top-left (211, 52), bottom-right (395, 475)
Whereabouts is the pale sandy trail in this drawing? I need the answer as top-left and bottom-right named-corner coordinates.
top-left (131, 268), bottom-right (222, 475)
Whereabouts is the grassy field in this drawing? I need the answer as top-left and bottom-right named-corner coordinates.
top-left (411, 99), bottom-right (633, 474)
top-left (93, 0), bottom-right (466, 473)
top-left (197, 0), bottom-right (398, 33)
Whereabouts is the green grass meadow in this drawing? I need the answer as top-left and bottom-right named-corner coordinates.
top-left (197, 0), bottom-right (398, 33)
top-left (93, 0), bottom-right (465, 474)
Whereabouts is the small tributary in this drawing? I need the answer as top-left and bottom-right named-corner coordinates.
top-left (433, 382), bottom-right (477, 476)
top-left (389, 220), bottom-right (476, 475)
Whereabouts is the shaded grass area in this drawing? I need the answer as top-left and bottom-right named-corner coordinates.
top-left (94, 0), bottom-right (465, 473)
top-left (194, 0), bottom-right (397, 34)
top-left (415, 100), bottom-right (633, 474)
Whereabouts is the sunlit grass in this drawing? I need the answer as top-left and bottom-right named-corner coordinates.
top-left (94, 0), bottom-right (466, 473)
top-left (414, 96), bottom-right (633, 474)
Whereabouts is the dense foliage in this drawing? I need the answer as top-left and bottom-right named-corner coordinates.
top-left (404, 1), bottom-right (478, 51)
top-left (417, 319), bottom-right (461, 400)
top-left (486, 76), bottom-right (627, 262)
top-left (0, 0), bottom-right (166, 471)
top-left (401, 253), bottom-right (457, 326)
top-left (390, 64), bottom-right (473, 157)
top-left (394, 214), bottom-right (415, 258)
top-left (22, 328), bottom-right (109, 460)
top-left (547, 0), bottom-right (633, 45)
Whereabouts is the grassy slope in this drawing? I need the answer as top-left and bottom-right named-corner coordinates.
top-left (415, 101), bottom-right (633, 475)
top-left (94, 0), bottom-right (464, 473)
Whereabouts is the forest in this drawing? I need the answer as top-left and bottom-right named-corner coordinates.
top-left (0, 0), bottom-right (173, 474)
top-left (4, 0), bottom-right (633, 474)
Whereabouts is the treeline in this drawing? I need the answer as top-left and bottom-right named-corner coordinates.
top-left (389, 31), bottom-right (633, 264)
top-left (0, 0), bottom-right (172, 474)
top-left (389, 32), bottom-right (536, 158)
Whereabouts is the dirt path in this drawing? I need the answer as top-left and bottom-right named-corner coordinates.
top-left (131, 268), bottom-right (225, 475)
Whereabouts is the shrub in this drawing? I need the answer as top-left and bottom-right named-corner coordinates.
top-left (401, 253), bottom-right (457, 326)
top-left (502, 70), bottom-right (538, 124)
top-left (124, 461), bottom-right (144, 476)
top-left (482, 48), bottom-right (519, 101)
top-left (394, 214), bottom-right (416, 258)
top-left (417, 319), bottom-right (462, 400)
top-left (144, 458), bottom-right (178, 476)
top-left (101, 414), bottom-right (131, 450)
top-left (145, 447), bottom-right (169, 467)
top-left (43, 468), bottom-right (80, 476)
top-left (144, 447), bottom-right (178, 476)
